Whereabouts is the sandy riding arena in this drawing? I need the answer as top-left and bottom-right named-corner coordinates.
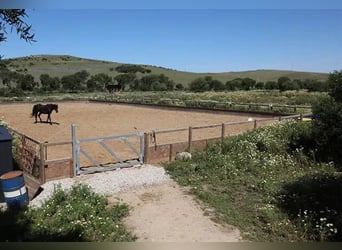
top-left (0, 101), bottom-right (272, 164)
top-left (1, 101), bottom-right (273, 241)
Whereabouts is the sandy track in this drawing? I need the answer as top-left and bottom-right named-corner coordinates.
top-left (111, 180), bottom-right (242, 242)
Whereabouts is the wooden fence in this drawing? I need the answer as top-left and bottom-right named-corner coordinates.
top-left (143, 114), bottom-right (303, 164)
top-left (8, 127), bottom-right (73, 199)
top-left (7, 110), bottom-right (305, 199)
top-left (96, 96), bottom-right (312, 114)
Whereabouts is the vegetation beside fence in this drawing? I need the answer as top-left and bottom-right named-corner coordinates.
top-left (144, 114), bottom-right (302, 164)
top-left (0, 90), bottom-right (323, 114)
top-left (165, 120), bottom-right (341, 242)
top-left (93, 90), bottom-right (318, 114)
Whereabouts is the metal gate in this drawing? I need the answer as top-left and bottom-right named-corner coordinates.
top-left (71, 124), bottom-right (144, 175)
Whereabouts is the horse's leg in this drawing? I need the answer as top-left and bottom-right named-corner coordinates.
top-left (38, 112), bottom-right (42, 123)
top-left (34, 113), bottom-right (37, 123)
top-left (47, 113), bottom-right (52, 124)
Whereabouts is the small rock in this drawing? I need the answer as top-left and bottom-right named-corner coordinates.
top-left (175, 152), bottom-right (192, 161)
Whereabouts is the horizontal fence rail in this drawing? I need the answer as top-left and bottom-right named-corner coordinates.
top-left (143, 114), bottom-right (305, 164)
top-left (92, 97), bottom-right (312, 114)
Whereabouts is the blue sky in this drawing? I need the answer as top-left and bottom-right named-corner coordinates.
top-left (0, 1), bottom-right (342, 73)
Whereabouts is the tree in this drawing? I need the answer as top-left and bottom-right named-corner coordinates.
top-left (328, 70), bottom-right (342, 101)
top-left (189, 77), bottom-right (210, 92)
top-left (241, 77), bottom-right (256, 90)
top-left (0, 10), bottom-right (35, 58)
top-left (61, 70), bottom-right (89, 91)
top-left (132, 74), bottom-right (174, 91)
top-left (74, 70), bottom-right (89, 84)
top-left (115, 64), bottom-right (149, 74)
top-left (209, 79), bottom-right (225, 91)
top-left (17, 73), bottom-right (36, 91)
top-left (265, 81), bottom-right (278, 90)
top-left (114, 73), bottom-right (136, 91)
top-left (225, 79), bottom-right (242, 91)
top-left (255, 81), bottom-right (265, 89)
top-left (189, 76), bottom-right (223, 92)
top-left (312, 70), bottom-right (342, 170)
top-left (61, 74), bottom-right (82, 92)
top-left (175, 83), bottom-right (184, 90)
top-left (87, 73), bottom-right (112, 91)
top-left (40, 74), bottom-right (60, 91)
top-left (277, 76), bottom-right (294, 91)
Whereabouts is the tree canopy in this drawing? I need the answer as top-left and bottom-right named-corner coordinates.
top-left (312, 70), bottom-right (342, 170)
top-left (0, 9), bottom-right (35, 58)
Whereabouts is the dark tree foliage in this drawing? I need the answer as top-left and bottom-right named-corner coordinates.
top-left (17, 73), bottom-right (36, 91)
top-left (189, 77), bottom-right (210, 92)
top-left (328, 70), bottom-right (342, 101)
top-left (189, 76), bottom-right (223, 92)
top-left (264, 81), bottom-right (278, 90)
top-left (241, 77), bottom-right (256, 90)
top-left (0, 10), bottom-right (35, 58)
top-left (40, 74), bottom-right (60, 91)
top-left (61, 70), bottom-right (89, 91)
top-left (175, 83), bottom-right (184, 90)
top-left (131, 74), bottom-right (174, 91)
top-left (114, 73), bottom-right (136, 91)
top-left (255, 81), bottom-right (265, 89)
top-left (312, 70), bottom-right (342, 170)
top-left (115, 64), bottom-right (150, 74)
top-left (226, 78), bottom-right (242, 91)
top-left (87, 73), bottom-right (112, 91)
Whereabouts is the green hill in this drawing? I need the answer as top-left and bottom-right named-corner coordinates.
top-left (3, 54), bottom-right (329, 86)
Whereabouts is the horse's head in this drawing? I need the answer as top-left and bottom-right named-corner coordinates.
top-left (54, 104), bottom-right (58, 113)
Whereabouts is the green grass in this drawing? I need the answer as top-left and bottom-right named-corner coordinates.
top-left (3, 54), bottom-right (329, 86)
top-left (164, 121), bottom-right (341, 242)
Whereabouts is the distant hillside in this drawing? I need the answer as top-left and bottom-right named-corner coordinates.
top-left (3, 54), bottom-right (329, 86)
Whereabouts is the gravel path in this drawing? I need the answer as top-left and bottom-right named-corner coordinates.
top-left (30, 164), bottom-right (171, 207)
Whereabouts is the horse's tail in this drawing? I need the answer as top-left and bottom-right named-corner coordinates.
top-left (31, 105), bottom-right (35, 117)
top-left (31, 104), bottom-right (39, 117)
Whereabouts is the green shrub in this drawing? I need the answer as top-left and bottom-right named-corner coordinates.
top-left (11, 184), bottom-right (136, 242)
top-left (165, 121), bottom-right (339, 241)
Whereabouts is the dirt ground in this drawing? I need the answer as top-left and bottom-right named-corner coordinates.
top-left (110, 179), bottom-right (242, 242)
top-left (0, 101), bottom-right (274, 163)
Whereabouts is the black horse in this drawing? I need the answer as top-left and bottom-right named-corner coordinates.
top-left (31, 103), bottom-right (58, 124)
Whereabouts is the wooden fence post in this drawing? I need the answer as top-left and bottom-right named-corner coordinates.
top-left (39, 143), bottom-right (46, 184)
top-left (221, 123), bottom-right (225, 143)
top-left (44, 141), bottom-right (48, 160)
top-left (254, 120), bottom-right (257, 129)
top-left (169, 144), bottom-right (173, 161)
top-left (188, 126), bottom-right (193, 152)
top-left (144, 133), bottom-right (150, 163)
